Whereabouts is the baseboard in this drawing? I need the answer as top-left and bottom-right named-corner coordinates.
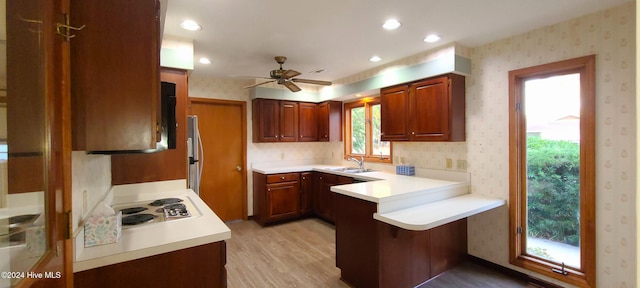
top-left (467, 255), bottom-right (564, 288)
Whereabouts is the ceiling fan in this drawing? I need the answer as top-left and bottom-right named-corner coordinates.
top-left (244, 56), bottom-right (332, 92)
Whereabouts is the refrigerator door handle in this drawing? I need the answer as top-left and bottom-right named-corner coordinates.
top-left (196, 124), bottom-right (204, 190)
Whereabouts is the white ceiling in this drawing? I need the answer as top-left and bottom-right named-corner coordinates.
top-left (163, 0), bottom-right (630, 82)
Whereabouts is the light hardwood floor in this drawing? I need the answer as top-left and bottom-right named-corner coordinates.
top-left (225, 218), bottom-right (532, 288)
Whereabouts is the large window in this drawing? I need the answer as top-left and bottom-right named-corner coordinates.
top-left (509, 55), bottom-right (595, 287)
top-left (344, 98), bottom-right (391, 163)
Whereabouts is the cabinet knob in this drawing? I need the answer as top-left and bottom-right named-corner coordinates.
top-left (324, 135), bottom-right (328, 138)
top-left (275, 135), bottom-right (279, 138)
top-left (302, 176), bottom-right (306, 180)
top-left (236, 166), bottom-right (242, 172)
top-left (412, 131), bottom-right (415, 135)
top-left (319, 176), bottom-right (323, 180)
top-left (267, 188), bottom-right (271, 191)
top-left (281, 176), bottom-right (285, 180)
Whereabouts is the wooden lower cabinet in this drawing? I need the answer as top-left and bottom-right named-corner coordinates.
top-left (314, 172), bottom-right (353, 223)
top-left (335, 193), bottom-right (467, 288)
top-left (253, 172), bottom-right (301, 225)
top-left (299, 172), bottom-right (315, 216)
top-left (74, 241), bottom-right (227, 288)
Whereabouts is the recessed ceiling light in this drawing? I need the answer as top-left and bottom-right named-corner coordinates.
top-left (369, 56), bottom-right (382, 62)
top-left (180, 20), bottom-right (202, 31)
top-left (199, 58), bottom-right (212, 64)
top-left (382, 19), bottom-right (401, 30)
top-left (424, 34), bottom-right (441, 43)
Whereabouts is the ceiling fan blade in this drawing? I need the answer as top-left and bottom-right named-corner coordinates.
top-left (282, 69), bottom-right (301, 79)
top-left (282, 81), bottom-right (301, 92)
top-left (244, 80), bottom-right (275, 89)
top-left (291, 78), bottom-right (332, 86)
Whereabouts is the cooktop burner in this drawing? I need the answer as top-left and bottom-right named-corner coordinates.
top-left (120, 207), bottom-right (148, 215)
top-left (122, 214), bottom-right (155, 226)
top-left (112, 196), bottom-right (197, 228)
top-left (149, 198), bottom-right (183, 206)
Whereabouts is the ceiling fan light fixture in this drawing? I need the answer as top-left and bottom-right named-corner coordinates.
top-left (180, 20), bottom-right (202, 31)
top-left (424, 34), bottom-right (441, 43)
top-left (382, 19), bottom-right (401, 30)
top-left (369, 56), bottom-right (382, 62)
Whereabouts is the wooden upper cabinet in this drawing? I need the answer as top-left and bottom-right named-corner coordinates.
top-left (318, 101), bottom-right (343, 142)
top-left (381, 74), bottom-right (465, 142)
top-left (298, 102), bottom-right (318, 141)
top-left (71, 0), bottom-right (161, 151)
top-left (279, 101), bottom-right (299, 142)
top-left (252, 98), bottom-right (280, 142)
top-left (253, 99), bottom-right (342, 143)
top-left (380, 84), bottom-right (410, 141)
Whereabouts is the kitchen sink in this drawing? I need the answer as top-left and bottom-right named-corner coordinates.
top-left (326, 167), bottom-right (375, 174)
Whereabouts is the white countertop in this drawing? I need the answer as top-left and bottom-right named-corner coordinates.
top-left (73, 188), bottom-right (231, 272)
top-left (373, 194), bottom-right (506, 230)
top-left (253, 164), bottom-right (504, 230)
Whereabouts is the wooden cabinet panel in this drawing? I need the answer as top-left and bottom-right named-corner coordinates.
top-left (74, 241), bottom-right (227, 288)
top-left (335, 193), bottom-right (468, 288)
top-left (266, 173), bottom-right (299, 183)
top-left (111, 68), bottom-right (188, 184)
top-left (71, 0), bottom-right (161, 151)
top-left (318, 101), bottom-right (343, 142)
top-left (298, 102), bottom-right (318, 141)
top-left (266, 181), bottom-right (300, 221)
top-left (380, 85), bottom-right (410, 141)
top-left (314, 172), bottom-right (353, 223)
top-left (279, 101), bottom-right (299, 142)
top-left (380, 74), bottom-right (465, 142)
top-left (299, 172), bottom-right (314, 215)
top-left (253, 171), bottom-right (301, 225)
top-left (252, 99), bottom-right (342, 143)
top-left (252, 99), bottom-right (280, 142)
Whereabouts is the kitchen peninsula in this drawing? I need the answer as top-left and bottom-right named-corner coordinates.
top-left (252, 165), bottom-right (505, 288)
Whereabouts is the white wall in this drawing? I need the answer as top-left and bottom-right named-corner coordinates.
top-left (466, 3), bottom-right (636, 287)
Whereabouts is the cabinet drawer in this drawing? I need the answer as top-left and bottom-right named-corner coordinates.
top-left (267, 173), bottom-right (299, 183)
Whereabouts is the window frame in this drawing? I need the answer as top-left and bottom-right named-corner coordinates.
top-left (344, 98), bottom-right (392, 164)
top-left (508, 55), bottom-right (596, 287)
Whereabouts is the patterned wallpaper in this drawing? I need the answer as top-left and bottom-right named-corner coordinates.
top-left (188, 2), bottom-right (636, 286)
top-left (465, 3), bottom-right (636, 287)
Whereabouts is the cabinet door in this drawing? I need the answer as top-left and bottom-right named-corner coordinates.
top-left (300, 172), bottom-right (314, 215)
top-left (410, 77), bottom-right (449, 141)
top-left (318, 101), bottom-right (343, 142)
top-left (380, 85), bottom-right (410, 141)
top-left (266, 181), bottom-right (300, 221)
top-left (279, 101), bottom-right (299, 142)
top-left (71, 0), bottom-right (161, 151)
top-left (314, 173), bottom-right (335, 222)
top-left (252, 99), bottom-right (280, 142)
top-left (298, 102), bottom-right (318, 141)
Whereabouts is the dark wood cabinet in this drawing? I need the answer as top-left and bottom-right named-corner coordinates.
top-left (298, 103), bottom-right (319, 141)
top-left (74, 241), bottom-right (227, 288)
top-left (71, 0), bottom-right (161, 151)
top-left (252, 99), bottom-right (299, 142)
top-left (253, 172), bottom-right (301, 225)
top-left (279, 101), bottom-right (299, 142)
top-left (110, 68), bottom-right (188, 184)
top-left (380, 85), bottom-right (410, 141)
top-left (252, 99), bottom-right (342, 143)
top-left (252, 98), bottom-right (280, 142)
top-left (380, 74), bottom-right (465, 142)
top-left (315, 172), bottom-right (353, 223)
top-left (299, 172), bottom-right (315, 215)
top-left (335, 193), bottom-right (467, 288)
top-left (318, 101), bottom-right (343, 142)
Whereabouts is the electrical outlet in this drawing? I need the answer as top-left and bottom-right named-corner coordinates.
top-left (457, 160), bottom-right (467, 170)
top-left (446, 158), bottom-right (453, 169)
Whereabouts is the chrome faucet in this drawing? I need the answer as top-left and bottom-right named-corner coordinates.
top-left (348, 155), bottom-right (365, 171)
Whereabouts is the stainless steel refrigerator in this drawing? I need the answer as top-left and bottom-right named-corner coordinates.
top-left (187, 115), bottom-right (204, 195)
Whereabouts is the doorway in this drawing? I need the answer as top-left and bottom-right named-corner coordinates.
top-left (189, 98), bottom-right (247, 222)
